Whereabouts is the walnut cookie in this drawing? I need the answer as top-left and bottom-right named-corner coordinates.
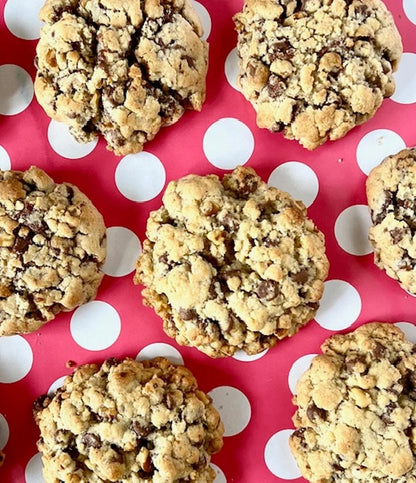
top-left (234, 0), bottom-right (402, 150)
top-left (366, 148), bottom-right (416, 295)
top-left (35, 0), bottom-right (208, 155)
top-left (290, 322), bottom-right (416, 483)
top-left (135, 166), bottom-right (329, 358)
top-left (34, 357), bottom-right (224, 483)
top-left (0, 166), bottom-right (106, 336)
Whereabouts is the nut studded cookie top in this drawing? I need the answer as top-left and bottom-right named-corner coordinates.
top-left (366, 148), bottom-right (416, 295)
top-left (234, 0), bottom-right (402, 150)
top-left (33, 357), bottom-right (224, 483)
top-left (34, 0), bottom-right (208, 155)
top-left (290, 323), bottom-right (416, 483)
top-left (0, 166), bottom-right (106, 336)
top-left (135, 166), bottom-right (329, 358)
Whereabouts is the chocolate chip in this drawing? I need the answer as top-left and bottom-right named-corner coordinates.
top-left (257, 280), bottom-right (280, 301)
top-left (131, 422), bottom-right (151, 439)
top-left (179, 308), bottom-right (197, 320)
top-left (354, 4), bottom-right (369, 16)
top-left (345, 354), bottom-right (366, 372)
top-left (267, 75), bottom-right (286, 99)
top-left (164, 393), bottom-right (175, 410)
top-left (306, 403), bottom-right (327, 422)
top-left (81, 433), bottom-right (101, 449)
top-left (221, 215), bottom-right (239, 232)
top-left (332, 463), bottom-right (344, 473)
top-left (33, 394), bottom-right (51, 414)
top-left (158, 253), bottom-right (169, 265)
top-left (142, 453), bottom-right (153, 473)
top-left (291, 269), bottom-right (309, 284)
top-left (381, 402), bottom-right (397, 424)
top-left (390, 227), bottom-right (405, 243)
top-left (372, 341), bottom-right (387, 359)
top-left (374, 190), bottom-right (393, 224)
top-left (269, 40), bottom-right (295, 62)
top-left (13, 235), bottom-right (31, 254)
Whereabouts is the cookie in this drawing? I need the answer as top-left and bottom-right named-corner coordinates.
top-left (289, 322), bottom-right (416, 482)
top-left (234, 0), bottom-right (402, 150)
top-left (134, 166), bottom-right (329, 358)
top-left (35, 0), bottom-right (208, 155)
top-left (34, 357), bottom-right (224, 482)
top-left (0, 166), bottom-right (106, 336)
top-left (366, 148), bottom-right (416, 295)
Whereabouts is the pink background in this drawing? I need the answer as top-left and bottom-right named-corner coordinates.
top-left (0, 0), bottom-right (416, 481)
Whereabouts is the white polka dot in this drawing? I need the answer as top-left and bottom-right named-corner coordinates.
top-left (288, 353), bottom-right (318, 395)
top-left (25, 453), bottom-right (45, 483)
top-left (391, 53), bottom-right (416, 104)
top-left (356, 129), bottom-right (406, 175)
top-left (4, 0), bottom-right (44, 40)
top-left (395, 322), bottom-right (416, 343)
top-left (208, 386), bottom-right (251, 437)
top-left (203, 118), bottom-right (254, 170)
top-left (0, 415), bottom-right (10, 450)
top-left (0, 335), bottom-right (33, 383)
top-left (47, 120), bottom-right (98, 159)
top-left (334, 205), bottom-right (373, 256)
top-left (232, 348), bottom-right (268, 362)
top-left (70, 301), bottom-right (121, 351)
top-left (192, 1), bottom-right (211, 40)
top-left (0, 64), bottom-right (33, 115)
top-left (264, 429), bottom-right (301, 479)
top-left (211, 463), bottom-right (227, 483)
top-left (101, 227), bottom-right (141, 277)
top-left (136, 343), bottom-right (184, 366)
top-left (224, 48), bottom-right (240, 91)
top-left (404, 0), bottom-right (416, 24)
top-left (115, 152), bottom-right (166, 202)
top-left (315, 280), bottom-right (362, 331)
top-left (0, 146), bottom-right (11, 170)
top-left (406, 290), bottom-right (416, 298)
top-left (48, 375), bottom-right (67, 395)
top-left (268, 162), bottom-right (319, 208)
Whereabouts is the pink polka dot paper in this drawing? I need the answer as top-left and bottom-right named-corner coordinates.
top-left (0, 1), bottom-right (415, 482)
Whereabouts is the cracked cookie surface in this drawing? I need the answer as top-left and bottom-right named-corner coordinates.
top-left (0, 166), bottom-right (106, 336)
top-left (290, 322), bottom-right (416, 483)
top-left (134, 166), bottom-right (329, 358)
top-left (366, 148), bottom-right (416, 295)
top-left (34, 357), bottom-right (224, 483)
top-left (35, 0), bottom-right (208, 155)
top-left (234, 0), bottom-right (402, 150)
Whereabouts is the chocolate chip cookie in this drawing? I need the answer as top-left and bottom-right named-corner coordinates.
top-left (234, 0), bottom-right (402, 150)
top-left (35, 0), bottom-right (208, 155)
top-left (290, 322), bottom-right (416, 482)
top-left (366, 148), bottom-right (416, 295)
top-left (0, 166), bottom-right (106, 336)
top-left (134, 166), bottom-right (329, 358)
top-left (34, 357), bottom-right (224, 482)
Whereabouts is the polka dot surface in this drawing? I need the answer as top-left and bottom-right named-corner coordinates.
top-left (47, 375), bottom-right (67, 395)
top-left (25, 453), bottom-right (45, 483)
top-left (0, 145), bottom-right (11, 170)
top-left (0, 335), bottom-right (33, 383)
top-left (288, 353), bottom-right (318, 394)
top-left (232, 348), bottom-right (268, 362)
top-left (4, 0), bottom-right (44, 40)
top-left (0, 414), bottom-right (9, 450)
top-left (334, 205), bottom-right (373, 256)
top-left (193, 1), bottom-right (211, 40)
top-left (356, 129), bottom-right (406, 175)
top-left (224, 48), bottom-right (240, 91)
top-left (203, 118), bottom-right (254, 169)
top-left (115, 152), bottom-right (166, 202)
top-left (0, 64), bottom-right (33, 115)
top-left (208, 386), bottom-right (251, 437)
top-left (264, 430), bottom-right (301, 480)
top-left (268, 162), bottom-right (319, 208)
top-left (101, 226), bottom-right (141, 277)
top-left (47, 120), bottom-right (98, 159)
top-left (70, 301), bottom-right (121, 351)
top-left (136, 343), bottom-right (184, 365)
top-left (395, 322), bottom-right (416, 343)
top-left (391, 53), bottom-right (416, 104)
top-left (212, 463), bottom-right (227, 483)
top-left (315, 280), bottom-right (362, 331)
top-left (404, 0), bottom-right (416, 25)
